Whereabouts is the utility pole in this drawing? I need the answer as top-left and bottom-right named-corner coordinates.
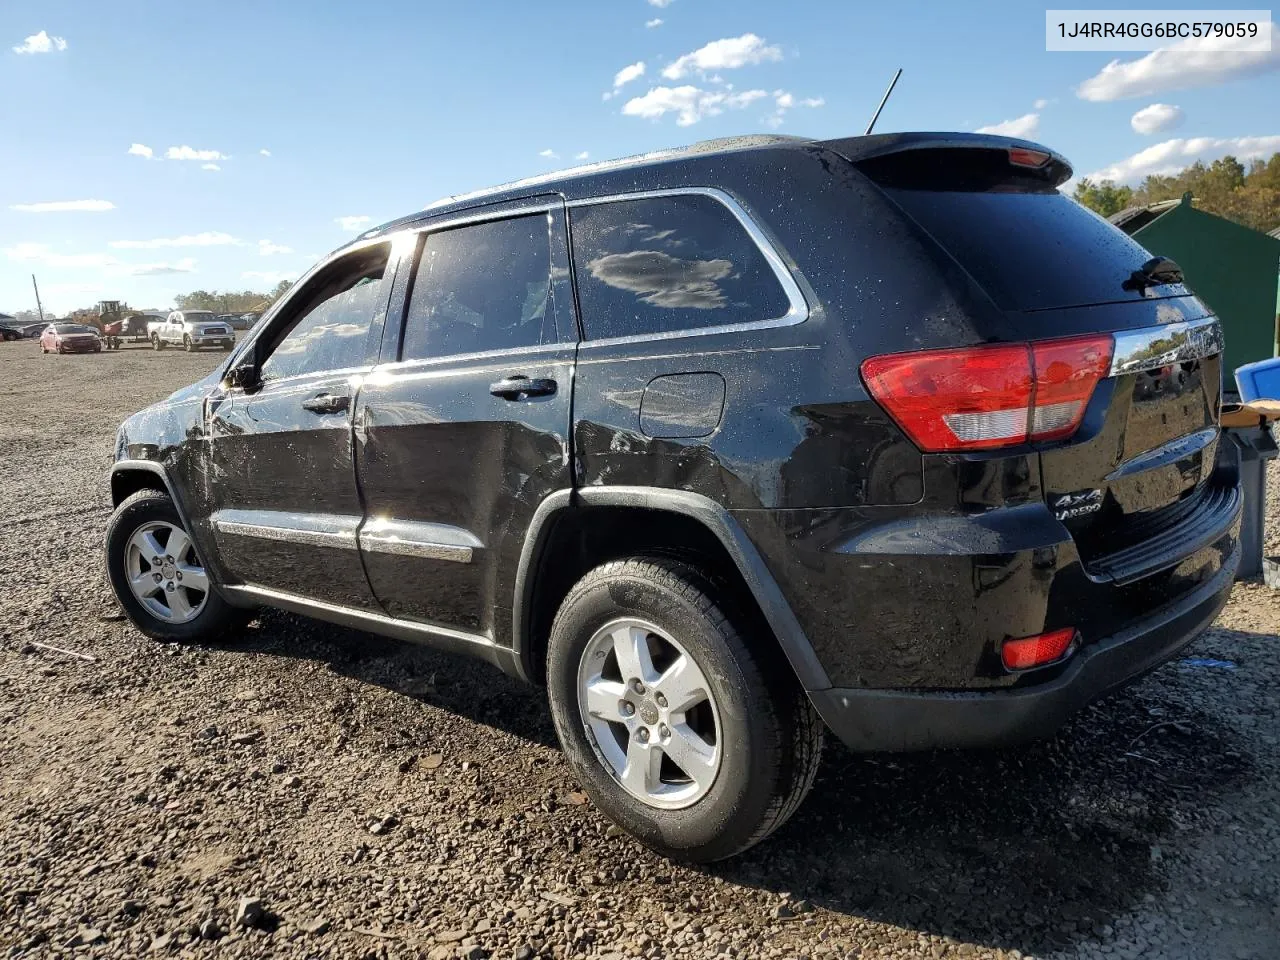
top-left (32, 274), bottom-right (46, 322)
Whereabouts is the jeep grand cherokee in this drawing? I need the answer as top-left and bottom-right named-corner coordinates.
top-left (105, 132), bottom-right (1241, 861)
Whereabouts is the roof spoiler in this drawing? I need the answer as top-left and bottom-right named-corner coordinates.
top-left (820, 132), bottom-right (1073, 189)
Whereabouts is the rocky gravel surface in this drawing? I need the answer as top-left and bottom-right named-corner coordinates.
top-left (2, 339), bottom-right (1278, 960)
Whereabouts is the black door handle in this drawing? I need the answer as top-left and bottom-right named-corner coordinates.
top-left (301, 392), bottom-right (350, 414)
top-left (489, 376), bottom-right (557, 400)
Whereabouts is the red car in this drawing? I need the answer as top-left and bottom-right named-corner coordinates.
top-left (41, 323), bottom-right (102, 354)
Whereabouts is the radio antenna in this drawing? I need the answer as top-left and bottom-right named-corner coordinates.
top-left (863, 68), bottom-right (902, 136)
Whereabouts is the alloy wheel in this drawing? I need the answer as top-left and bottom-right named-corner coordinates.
top-left (123, 521), bottom-right (209, 623)
top-left (577, 618), bottom-right (722, 810)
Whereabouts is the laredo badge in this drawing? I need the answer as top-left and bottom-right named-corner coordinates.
top-left (1051, 488), bottom-right (1103, 520)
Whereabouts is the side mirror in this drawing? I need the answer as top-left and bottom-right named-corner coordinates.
top-left (225, 362), bottom-right (260, 392)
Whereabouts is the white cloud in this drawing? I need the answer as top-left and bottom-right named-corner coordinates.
top-left (335, 215), bottom-right (371, 231)
top-left (539, 148), bottom-right (560, 159)
top-left (662, 34), bottom-right (782, 80)
top-left (201, 163), bottom-right (221, 171)
top-left (12, 31), bottom-right (67, 54)
top-left (575, 151), bottom-right (590, 160)
top-left (110, 232), bottom-right (240, 250)
top-left (646, 18), bottom-right (664, 28)
top-left (975, 112), bottom-right (1040, 138)
top-left (259, 148), bottom-right (272, 157)
top-left (1130, 103), bottom-right (1185, 136)
top-left (1077, 22), bottom-right (1280, 100)
top-left (764, 90), bottom-right (824, 127)
top-left (623, 85), bottom-right (768, 126)
top-left (647, 0), bottom-right (674, 6)
top-left (165, 145), bottom-right (225, 162)
top-left (127, 143), bottom-right (153, 159)
top-left (1083, 135), bottom-right (1280, 184)
top-left (257, 239), bottom-right (293, 256)
top-left (10, 199), bottom-right (114, 213)
top-left (614, 60), bottom-right (646, 90)
top-left (3, 243), bottom-right (115, 268)
top-left (243, 270), bottom-right (299, 285)
top-left (126, 258), bottom-right (197, 277)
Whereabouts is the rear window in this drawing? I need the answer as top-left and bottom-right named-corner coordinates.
top-left (883, 189), bottom-right (1162, 312)
top-left (569, 193), bottom-right (791, 340)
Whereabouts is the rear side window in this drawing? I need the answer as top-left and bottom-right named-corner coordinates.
top-left (883, 188), bottom-right (1160, 312)
top-left (569, 193), bottom-right (791, 340)
top-left (401, 214), bottom-right (554, 360)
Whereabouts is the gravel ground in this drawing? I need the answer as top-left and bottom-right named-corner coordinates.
top-left (2, 339), bottom-right (1278, 960)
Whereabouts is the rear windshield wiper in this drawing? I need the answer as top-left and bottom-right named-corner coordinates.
top-left (1123, 256), bottom-right (1183, 293)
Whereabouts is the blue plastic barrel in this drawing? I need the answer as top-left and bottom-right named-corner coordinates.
top-left (1235, 357), bottom-right (1280, 401)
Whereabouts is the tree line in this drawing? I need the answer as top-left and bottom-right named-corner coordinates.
top-left (1072, 152), bottom-right (1280, 235)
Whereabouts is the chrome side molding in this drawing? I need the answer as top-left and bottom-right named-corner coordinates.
top-left (358, 518), bottom-right (481, 564)
top-left (212, 510), bottom-right (359, 551)
top-left (212, 510), bottom-right (480, 564)
top-left (1110, 316), bottom-right (1223, 377)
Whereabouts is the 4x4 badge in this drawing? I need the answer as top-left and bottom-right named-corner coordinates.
top-left (1051, 488), bottom-right (1103, 520)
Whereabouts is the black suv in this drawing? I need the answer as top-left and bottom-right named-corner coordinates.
top-left (105, 133), bottom-right (1241, 861)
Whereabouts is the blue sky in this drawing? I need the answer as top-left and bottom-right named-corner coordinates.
top-left (2, 0), bottom-right (1277, 314)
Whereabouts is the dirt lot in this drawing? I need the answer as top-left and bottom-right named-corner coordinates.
top-left (2, 339), bottom-right (1278, 960)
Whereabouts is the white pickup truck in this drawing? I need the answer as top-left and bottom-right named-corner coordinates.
top-left (147, 310), bottom-right (236, 352)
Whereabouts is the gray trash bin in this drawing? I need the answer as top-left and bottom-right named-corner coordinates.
top-left (1224, 423), bottom-right (1278, 580)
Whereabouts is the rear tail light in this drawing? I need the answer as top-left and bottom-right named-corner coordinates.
top-left (861, 334), bottom-right (1113, 452)
top-left (1001, 627), bottom-right (1077, 671)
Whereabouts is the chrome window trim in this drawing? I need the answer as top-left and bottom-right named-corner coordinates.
top-left (408, 202), bottom-right (559, 237)
top-left (1110, 316), bottom-right (1223, 377)
top-left (370, 340), bottom-right (570, 379)
top-left (254, 365), bottom-right (372, 391)
top-left (567, 186), bottom-right (809, 348)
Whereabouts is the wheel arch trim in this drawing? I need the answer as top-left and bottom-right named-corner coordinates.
top-left (109, 460), bottom-right (219, 584)
top-left (512, 486), bottom-right (832, 691)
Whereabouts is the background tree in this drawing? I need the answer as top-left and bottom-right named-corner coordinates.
top-left (1073, 152), bottom-right (1280, 235)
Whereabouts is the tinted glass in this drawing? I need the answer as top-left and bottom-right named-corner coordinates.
top-left (884, 189), bottom-right (1162, 311)
top-left (569, 194), bottom-right (790, 340)
top-left (53, 324), bottom-right (96, 334)
top-left (260, 244), bottom-right (388, 382)
top-left (401, 215), bottom-right (553, 360)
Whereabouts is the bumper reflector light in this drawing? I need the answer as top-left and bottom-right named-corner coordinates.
top-left (1001, 627), bottom-right (1076, 671)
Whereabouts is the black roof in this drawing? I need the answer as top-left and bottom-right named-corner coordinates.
top-left (354, 131), bottom-right (1070, 244)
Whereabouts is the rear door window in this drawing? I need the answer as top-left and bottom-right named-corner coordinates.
top-left (400, 214), bottom-right (555, 360)
top-left (883, 188), bottom-right (1164, 312)
top-left (569, 193), bottom-right (791, 340)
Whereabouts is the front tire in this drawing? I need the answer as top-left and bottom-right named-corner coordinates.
top-left (106, 489), bottom-right (250, 643)
top-left (547, 557), bottom-right (822, 862)
top-left (184, 336), bottom-right (196, 352)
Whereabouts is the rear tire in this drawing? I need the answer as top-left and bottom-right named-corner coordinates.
top-left (152, 335), bottom-right (164, 351)
top-left (546, 557), bottom-right (822, 862)
top-left (106, 489), bottom-right (251, 643)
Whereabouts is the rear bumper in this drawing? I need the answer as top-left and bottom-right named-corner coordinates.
top-left (810, 541), bottom-right (1238, 752)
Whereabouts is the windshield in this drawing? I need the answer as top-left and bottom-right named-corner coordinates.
top-left (182, 313), bottom-right (215, 322)
top-left (53, 324), bottom-right (97, 334)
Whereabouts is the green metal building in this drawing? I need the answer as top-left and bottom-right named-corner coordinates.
top-left (1111, 194), bottom-right (1280, 386)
